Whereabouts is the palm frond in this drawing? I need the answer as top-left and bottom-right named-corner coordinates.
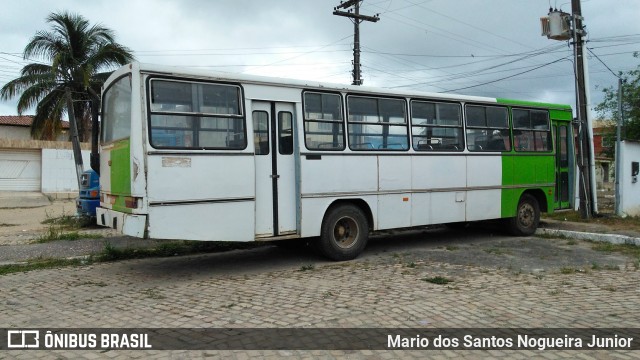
top-left (31, 90), bottom-right (66, 139)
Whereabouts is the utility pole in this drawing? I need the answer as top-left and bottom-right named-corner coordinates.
top-left (333, 0), bottom-right (379, 85)
top-left (615, 78), bottom-right (624, 215)
top-left (571, 0), bottom-right (596, 219)
top-left (541, 1), bottom-right (596, 219)
top-left (65, 87), bottom-right (84, 190)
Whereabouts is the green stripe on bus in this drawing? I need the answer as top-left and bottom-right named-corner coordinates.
top-left (496, 98), bottom-right (572, 110)
top-left (110, 138), bottom-right (132, 214)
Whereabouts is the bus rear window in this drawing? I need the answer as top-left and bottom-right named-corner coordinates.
top-left (102, 75), bottom-right (132, 143)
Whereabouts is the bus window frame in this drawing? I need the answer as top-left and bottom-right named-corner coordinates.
top-left (301, 90), bottom-right (346, 151)
top-left (410, 99), bottom-right (464, 152)
top-left (464, 103), bottom-right (512, 153)
top-left (511, 107), bottom-right (552, 153)
top-left (346, 94), bottom-right (409, 152)
top-left (101, 74), bottom-right (133, 145)
top-left (145, 76), bottom-right (247, 151)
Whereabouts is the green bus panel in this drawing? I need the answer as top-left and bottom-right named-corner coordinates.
top-left (109, 138), bottom-right (132, 214)
top-left (501, 155), bottom-right (555, 218)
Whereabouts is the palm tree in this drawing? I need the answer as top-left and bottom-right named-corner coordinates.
top-left (0, 11), bottom-right (134, 140)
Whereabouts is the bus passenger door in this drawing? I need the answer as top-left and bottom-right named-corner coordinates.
top-left (252, 101), bottom-right (298, 237)
top-left (553, 122), bottom-right (571, 209)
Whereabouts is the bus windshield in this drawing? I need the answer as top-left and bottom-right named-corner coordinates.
top-left (102, 75), bottom-right (132, 143)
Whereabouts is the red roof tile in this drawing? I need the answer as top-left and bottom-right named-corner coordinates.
top-left (0, 115), bottom-right (69, 128)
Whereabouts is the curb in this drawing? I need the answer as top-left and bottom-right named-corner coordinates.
top-left (536, 228), bottom-right (640, 246)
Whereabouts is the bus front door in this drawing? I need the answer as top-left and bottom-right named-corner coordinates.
top-left (553, 122), bottom-right (571, 209)
top-left (252, 101), bottom-right (298, 238)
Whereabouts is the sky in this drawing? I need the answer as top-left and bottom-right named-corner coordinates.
top-left (1, 0), bottom-right (639, 118)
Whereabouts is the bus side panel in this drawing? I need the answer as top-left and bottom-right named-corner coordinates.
top-left (145, 154), bottom-right (255, 241)
top-left (300, 155), bottom-right (377, 195)
top-left (147, 202), bottom-right (254, 241)
top-left (501, 155), bottom-right (517, 218)
top-left (107, 139), bottom-right (132, 213)
top-left (503, 155), bottom-right (556, 217)
top-left (466, 156), bottom-right (502, 221)
top-left (299, 155), bottom-right (377, 236)
top-left (411, 155), bottom-right (466, 225)
top-left (378, 156), bottom-right (411, 229)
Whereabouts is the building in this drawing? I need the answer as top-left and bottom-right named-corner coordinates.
top-left (0, 115), bottom-right (88, 194)
top-left (0, 115), bottom-right (69, 141)
top-left (592, 121), bottom-right (614, 191)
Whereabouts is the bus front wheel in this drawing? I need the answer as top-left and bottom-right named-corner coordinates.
top-left (317, 204), bottom-right (369, 261)
top-left (508, 194), bottom-right (540, 236)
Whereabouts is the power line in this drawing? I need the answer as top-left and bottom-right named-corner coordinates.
top-left (439, 57), bottom-right (571, 93)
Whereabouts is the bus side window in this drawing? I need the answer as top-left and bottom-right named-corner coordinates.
top-left (279, 112), bottom-right (293, 155)
top-left (512, 108), bottom-right (550, 152)
top-left (465, 104), bottom-right (510, 152)
top-left (252, 111), bottom-right (269, 155)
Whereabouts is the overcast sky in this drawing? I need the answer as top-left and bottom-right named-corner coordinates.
top-left (1, 0), bottom-right (639, 118)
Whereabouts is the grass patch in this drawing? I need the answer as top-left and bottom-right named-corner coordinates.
top-left (41, 212), bottom-right (95, 229)
top-left (142, 288), bottom-right (165, 300)
top-left (0, 240), bottom-right (265, 276)
top-left (0, 223), bottom-right (17, 227)
top-left (591, 262), bottom-right (620, 271)
top-left (445, 245), bottom-right (459, 251)
top-left (0, 257), bottom-right (87, 276)
top-left (406, 262), bottom-right (416, 268)
top-left (36, 210), bottom-right (103, 243)
top-left (535, 233), bottom-right (568, 240)
top-left (36, 230), bottom-right (103, 243)
top-left (560, 267), bottom-right (578, 274)
top-left (591, 242), bottom-right (640, 257)
top-left (543, 211), bottom-right (640, 232)
top-left (76, 280), bottom-right (108, 287)
top-left (98, 240), bottom-right (261, 262)
top-left (483, 247), bottom-right (510, 256)
top-left (299, 264), bottom-right (315, 272)
top-left (422, 276), bottom-right (453, 285)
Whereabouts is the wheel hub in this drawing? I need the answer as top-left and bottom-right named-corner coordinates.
top-left (333, 216), bottom-right (359, 249)
top-left (519, 203), bottom-right (534, 227)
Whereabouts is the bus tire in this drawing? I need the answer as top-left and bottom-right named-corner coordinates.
top-left (317, 204), bottom-right (369, 261)
top-left (508, 193), bottom-right (540, 236)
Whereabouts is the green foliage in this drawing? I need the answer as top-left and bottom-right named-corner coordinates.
top-left (594, 52), bottom-right (640, 142)
top-left (421, 276), bottom-right (453, 285)
top-left (0, 12), bottom-right (134, 140)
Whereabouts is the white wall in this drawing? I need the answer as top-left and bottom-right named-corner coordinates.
top-left (0, 125), bottom-right (69, 141)
top-left (41, 149), bottom-right (91, 193)
top-left (619, 141), bottom-right (640, 216)
top-left (0, 126), bottom-right (31, 140)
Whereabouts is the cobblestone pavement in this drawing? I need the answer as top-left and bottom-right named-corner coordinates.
top-left (1, 229), bottom-right (639, 359)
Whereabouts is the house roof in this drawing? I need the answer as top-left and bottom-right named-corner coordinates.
top-left (0, 115), bottom-right (69, 129)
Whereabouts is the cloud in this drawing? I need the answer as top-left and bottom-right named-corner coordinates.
top-left (1, 0), bottom-right (639, 117)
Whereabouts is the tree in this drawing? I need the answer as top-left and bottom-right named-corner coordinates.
top-left (0, 12), bottom-right (134, 141)
top-left (594, 52), bottom-right (640, 142)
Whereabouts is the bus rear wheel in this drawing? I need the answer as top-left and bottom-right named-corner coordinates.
top-left (508, 193), bottom-right (540, 236)
top-left (317, 204), bottom-right (369, 261)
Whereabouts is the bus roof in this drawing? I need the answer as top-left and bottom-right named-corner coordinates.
top-left (109, 62), bottom-right (572, 110)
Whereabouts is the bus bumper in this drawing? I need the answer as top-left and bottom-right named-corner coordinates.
top-left (97, 207), bottom-right (147, 238)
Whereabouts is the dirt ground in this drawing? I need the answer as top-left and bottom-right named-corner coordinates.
top-left (0, 199), bottom-right (116, 246)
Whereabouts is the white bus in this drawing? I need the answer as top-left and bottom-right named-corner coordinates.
top-left (97, 63), bottom-right (574, 260)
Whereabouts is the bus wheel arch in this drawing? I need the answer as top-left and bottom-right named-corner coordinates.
top-left (508, 192), bottom-right (541, 236)
top-left (316, 199), bottom-right (372, 261)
